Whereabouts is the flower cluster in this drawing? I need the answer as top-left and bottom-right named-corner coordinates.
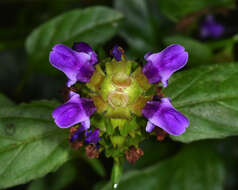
top-left (49, 42), bottom-right (189, 161)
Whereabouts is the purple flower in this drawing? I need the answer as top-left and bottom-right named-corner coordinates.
top-left (73, 42), bottom-right (98, 65)
top-left (52, 92), bottom-right (96, 129)
top-left (112, 45), bottom-right (123, 61)
top-left (200, 15), bottom-right (224, 39)
top-left (85, 128), bottom-right (101, 145)
top-left (142, 44), bottom-right (188, 87)
top-left (70, 127), bottom-right (85, 142)
top-left (142, 98), bottom-right (189, 136)
top-left (49, 42), bottom-right (97, 87)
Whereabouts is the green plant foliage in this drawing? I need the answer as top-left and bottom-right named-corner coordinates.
top-left (115, 0), bottom-right (161, 56)
top-left (0, 93), bottom-right (14, 107)
top-left (27, 160), bottom-right (77, 190)
top-left (25, 6), bottom-right (123, 73)
top-left (100, 143), bottom-right (225, 190)
top-left (164, 35), bottom-right (212, 66)
top-left (158, 0), bottom-right (234, 21)
top-left (0, 100), bottom-right (71, 189)
top-left (163, 63), bottom-right (238, 142)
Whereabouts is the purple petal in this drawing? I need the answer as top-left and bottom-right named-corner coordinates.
top-left (85, 128), bottom-right (101, 144)
top-left (73, 42), bottom-right (98, 65)
top-left (146, 121), bottom-right (155, 132)
top-left (142, 98), bottom-right (189, 136)
top-left (142, 101), bottom-right (160, 119)
top-left (70, 127), bottom-right (85, 142)
top-left (69, 91), bottom-right (78, 98)
top-left (144, 52), bottom-right (152, 60)
top-left (143, 44), bottom-right (188, 87)
top-left (52, 102), bottom-right (87, 128)
top-left (76, 63), bottom-right (95, 82)
top-left (52, 93), bottom-right (88, 128)
top-left (81, 98), bottom-right (97, 117)
top-left (200, 16), bottom-right (224, 39)
top-left (112, 45), bottom-right (123, 61)
top-left (81, 119), bottom-right (90, 130)
top-left (49, 44), bottom-right (95, 87)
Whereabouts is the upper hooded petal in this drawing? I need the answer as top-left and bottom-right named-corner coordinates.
top-left (73, 42), bottom-right (98, 65)
top-left (49, 44), bottom-right (92, 86)
top-left (143, 44), bottom-right (188, 87)
top-left (80, 98), bottom-right (97, 117)
top-left (76, 62), bottom-right (95, 82)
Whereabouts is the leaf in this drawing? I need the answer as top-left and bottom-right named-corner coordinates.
top-left (0, 100), bottom-right (70, 189)
top-left (114, 0), bottom-right (161, 56)
top-left (0, 93), bottom-right (14, 107)
top-left (164, 35), bottom-right (212, 66)
top-left (163, 63), bottom-right (238, 142)
top-left (25, 6), bottom-right (123, 73)
top-left (158, 0), bottom-right (234, 22)
top-left (100, 143), bottom-right (225, 190)
top-left (27, 160), bottom-right (77, 190)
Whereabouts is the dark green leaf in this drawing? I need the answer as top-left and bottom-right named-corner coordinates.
top-left (123, 140), bottom-right (178, 171)
top-left (25, 6), bottom-right (123, 73)
top-left (101, 143), bottom-right (225, 190)
top-left (158, 0), bottom-right (234, 21)
top-left (0, 100), bottom-right (70, 189)
top-left (164, 35), bottom-right (212, 66)
top-left (27, 160), bottom-right (77, 190)
top-left (0, 93), bottom-right (14, 107)
top-left (115, 0), bottom-right (161, 56)
top-left (163, 63), bottom-right (238, 142)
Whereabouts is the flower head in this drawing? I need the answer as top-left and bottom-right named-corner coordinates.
top-left (142, 44), bottom-right (188, 87)
top-left (200, 15), bottom-right (224, 39)
top-left (142, 98), bottom-right (189, 136)
top-left (49, 43), bottom-right (97, 87)
top-left (52, 92), bottom-right (96, 129)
